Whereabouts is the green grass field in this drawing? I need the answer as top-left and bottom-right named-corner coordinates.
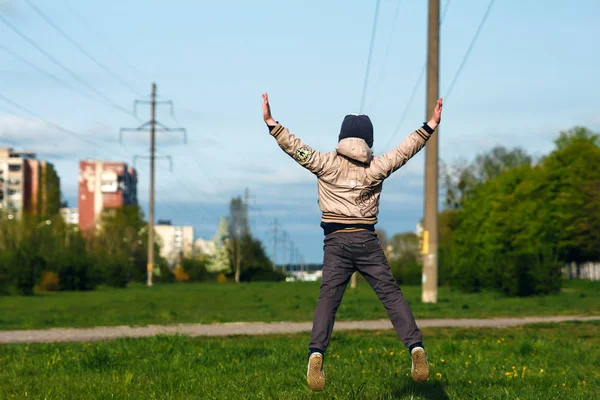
top-left (1, 280), bottom-right (598, 331)
top-left (0, 322), bottom-right (597, 399)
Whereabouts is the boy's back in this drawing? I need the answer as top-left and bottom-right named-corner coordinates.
top-left (268, 122), bottom-right (434, 232)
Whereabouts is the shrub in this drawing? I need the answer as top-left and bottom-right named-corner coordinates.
top-left (391, 260), bottom-right (422, 286)
top-left (38, 271), bottom-right (60, 291)
top-left (173, 266), bottom-right (190, 282)
top-left (181, 257), bottom-right (214, 282)
top-left (56, 252), bottom-right (99, 291)
top-left (102, 257), bottom-right (130, 288)
top-left (15, 246), bottom-right (44, 296)
top-left (239, 267), bottom-right (286, 282)
top-left (0, 252), bottom-right (14, 295)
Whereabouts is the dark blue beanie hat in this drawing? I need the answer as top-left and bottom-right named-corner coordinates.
top-left (339, 114), bottom-right (373, 148)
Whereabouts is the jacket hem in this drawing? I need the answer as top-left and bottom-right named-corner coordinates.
top-left (321, 216), bottom-right (378, 225)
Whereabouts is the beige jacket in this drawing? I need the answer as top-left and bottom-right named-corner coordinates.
top-left (269, 123), bottom-right (435, 225)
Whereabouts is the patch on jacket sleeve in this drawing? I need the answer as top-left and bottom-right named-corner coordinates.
top-left (295, 146), bottom-right (313, 163)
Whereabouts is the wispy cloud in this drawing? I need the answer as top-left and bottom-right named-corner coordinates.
top-left (0, 115), bottom-right (129, 159)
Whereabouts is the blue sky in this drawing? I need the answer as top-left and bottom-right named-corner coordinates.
top-left (1, 0), bottom-right (598, 263)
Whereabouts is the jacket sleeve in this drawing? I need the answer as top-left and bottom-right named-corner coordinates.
top-left (269, 123), bottom-right (333, 176)
top-left (368, 124), bottom-right (435, 181)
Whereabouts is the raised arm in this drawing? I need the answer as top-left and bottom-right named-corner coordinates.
top-left (369, 98), bottom-right (443, 181)
top-left (262, 93), bottom-right (333, 176)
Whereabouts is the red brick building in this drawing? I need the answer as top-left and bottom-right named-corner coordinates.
top-left (78, 160), bottom-right (138, 232)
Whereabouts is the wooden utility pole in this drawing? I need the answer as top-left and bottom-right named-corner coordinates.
top-left (422, 0), bottom-right (440, 303)
top-left (147, 83), bottom-right (156, 287)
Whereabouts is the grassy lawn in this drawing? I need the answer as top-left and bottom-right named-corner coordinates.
top-left (0, 280), bottom-right (598, 331)
top-left (0, 322), bottom-right (598, 399)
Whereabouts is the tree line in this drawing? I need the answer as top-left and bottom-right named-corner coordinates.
top-left (0, 195), bottom-right (282, 295)
top-left (381, 127), bottom-right (600, 296)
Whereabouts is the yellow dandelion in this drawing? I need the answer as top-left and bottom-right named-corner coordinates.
top-left (497, 340), bottom-right (502, 344)
top-left (359, 350), bottom-right (363, 355)
top-left (436, 373), bottom-right (442, 378)
top-left (521, 367), bottom-right (526, 379)
top-left (562, 383), bottom-right (566, 387)
top-left (540, 369), bottom-right (544, 373)
top-left (562, 371), bottom-right (566, 375)
top-left (512, 366), bottom-right (516, 370)
top-left (389, 352), bottom-right (394, 356)
top-left (441, 359), bottom-right (445, 364)
top-left (468, 355), bottom-right (472, 358)
top-left (505, 372), bottom-right (513, 376)
top-left (468, 380), bottom-right (472, 384)
top-left (369, 347), bottom-right (373, 352)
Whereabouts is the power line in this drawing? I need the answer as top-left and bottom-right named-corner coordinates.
top-left (167, 171), bottom-right (217, 219)
top-left (62, 0), bottom-right (149, 84)
top-left (443, 0), bottom-right (496, 102)
top-left (381, 0), bottom-right (454, 151)
top-left (0, 93), bottom-right (115, 151)
top-left (24, 0), bottom-right (143, 98)
top-left (0, 98), bottom-right (218, 233)
top-left (359, 0), bottom-right (382, 113)
top-left (0, 13), bottom-right (135, 119)
top-left (365, 0), bottom-right (404, 113)
top-left (0, 45), bottom-right (117, 106)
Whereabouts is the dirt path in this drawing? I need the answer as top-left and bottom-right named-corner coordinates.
top-left (0, 315), bottom-right (598, 344)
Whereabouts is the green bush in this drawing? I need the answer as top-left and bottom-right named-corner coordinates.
top-left (181, 258), bottom-right (214, 282)
top-left (239, 267), bottom-right (286, 282)
top-left (14, 246), bottom-right (44, 296)
top-left (156, 261), bottom-right (175, 284)
top-left (55, 252), bottom-right (99, 291)
top-left (0, 252), bottom-right (15, 295)
top-left (390, 259), bottom-right (422, 286)
top-left (102, 257), bottom-right (130, 288)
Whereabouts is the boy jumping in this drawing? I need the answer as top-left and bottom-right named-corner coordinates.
top-left (262, 93), bottom-right (443, 391)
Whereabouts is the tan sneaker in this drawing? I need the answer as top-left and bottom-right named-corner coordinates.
top-left (411, 347), bottom-right (430, 382)
top-left (307, 352), bottom-right (326, 391)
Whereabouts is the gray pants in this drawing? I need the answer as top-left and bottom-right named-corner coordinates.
top-left (309, 230), bottom-right (422, 353)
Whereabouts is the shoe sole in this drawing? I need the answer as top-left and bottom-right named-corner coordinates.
top-left (307, 354), bottom-right (325, 391)
top-left (411, 348), bottom-right (429, 382)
